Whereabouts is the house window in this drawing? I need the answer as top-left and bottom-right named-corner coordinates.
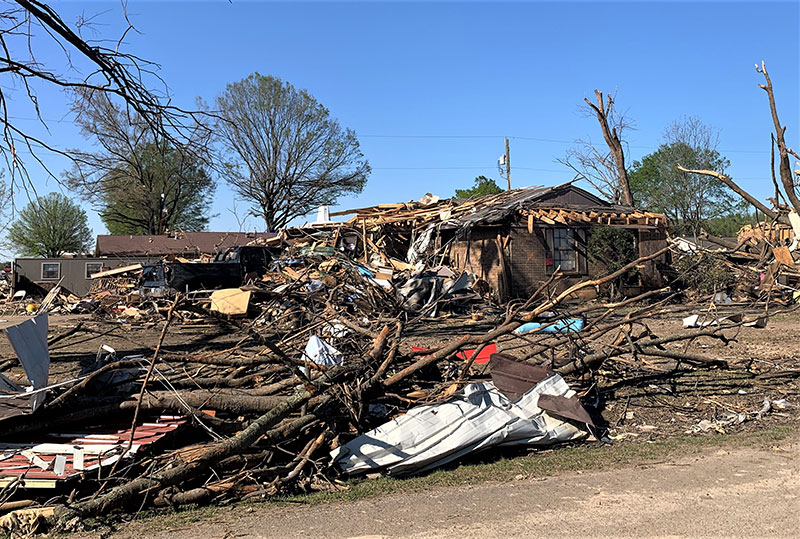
top-left (553, 228), bottom-right (577, 272)
top-left (41, 263), bottom-right (60, 280)
top-left (86, 262), bottom-right (103, 279)
top-left (548, 228), bottom-right (588, 275)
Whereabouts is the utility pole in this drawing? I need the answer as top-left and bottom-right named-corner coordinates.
top-left (498, 137), bottom-right (511, 190)
top-left (504, 137), bottom-right (511, 190)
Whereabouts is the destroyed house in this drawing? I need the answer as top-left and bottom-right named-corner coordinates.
top-left (333, 182), bottom-right (668, 301)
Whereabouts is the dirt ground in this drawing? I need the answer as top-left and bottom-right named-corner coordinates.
top-left (92, 431), bottom-right (800, 538)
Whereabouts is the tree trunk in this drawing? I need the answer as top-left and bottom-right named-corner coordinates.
top-left (757, 61), bottom-right (800, 214)
top-left (585, 90), bottom-right (634, 206)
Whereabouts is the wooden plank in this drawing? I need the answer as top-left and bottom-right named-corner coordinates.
top-left (0, 478), bottom-right (57, 489)
top-left (772, 246), bottom-right (794, 266)
top-left (90, 264), bottom-right (142, 279)
top-left (539, 215), bottom-right (556, 225)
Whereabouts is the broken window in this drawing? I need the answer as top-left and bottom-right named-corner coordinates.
top-left (41, 263), bottom-right (60, 280)
top-left (547, 228), bottom-right (588, 275)
top-left (85, 262), bottom-right (103, 279)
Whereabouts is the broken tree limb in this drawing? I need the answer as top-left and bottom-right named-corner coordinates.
top-left (126, 295), bottom-right (181, 454)
top-left (677, 166), bottom-right (783, 223)
top-left (384, 247), bottom-right (672, 386)
top-left (52, 360), bottom-right (357, 523)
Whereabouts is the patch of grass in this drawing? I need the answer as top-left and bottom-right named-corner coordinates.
top-left (271, 423), bottom-right (797, 506)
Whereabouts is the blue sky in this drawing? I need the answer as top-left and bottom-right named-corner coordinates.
top-left (6, 0), bottom-right (800, 238)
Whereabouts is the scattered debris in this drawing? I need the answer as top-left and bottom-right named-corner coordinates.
top-left (0, 187), bottom-right (798, 535)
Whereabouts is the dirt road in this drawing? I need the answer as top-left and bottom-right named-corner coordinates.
top-left (103, 435), bottom-right (799, 539)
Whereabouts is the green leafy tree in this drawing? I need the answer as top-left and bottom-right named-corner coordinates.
top-left (629, 117), bottom-right (733, 236)
top-left (98, 142), bottom-right (215, 234)
top-left (8, 193), bottom-right (92, 257)
top-left (702, 201), bottom-right (762, 237)
top-left (65, 89), bottom-right (215, 235)
top-left (455, 176), bottom-right (503, 198)
top-left (215, 73), bottom-right (369, 231)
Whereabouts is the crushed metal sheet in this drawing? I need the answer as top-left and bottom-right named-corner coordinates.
top-left (330, 375), bottom-right (590, 476)
top-left (0, 314), bottom-right (50, 420)
top-left (0, 415), bottom-right (185, 488)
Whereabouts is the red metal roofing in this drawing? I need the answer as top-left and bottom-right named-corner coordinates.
top-left (0, 415), bottom-right (185, 487)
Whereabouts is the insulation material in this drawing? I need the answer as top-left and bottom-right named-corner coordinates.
top-left (331, 375), bottom-right (589, 476)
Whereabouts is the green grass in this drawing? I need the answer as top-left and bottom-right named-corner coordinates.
top-left (273, 423), bottom-right (797, 505)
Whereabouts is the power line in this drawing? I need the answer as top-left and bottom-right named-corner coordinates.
top-left (6, 116), bottom-right (771, 154)
top-left (362, 134), bottom-right (770, 155)
top-left (373, 166), bottom-right (497, 170)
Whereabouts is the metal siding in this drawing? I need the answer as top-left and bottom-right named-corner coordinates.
top-left (13, 257), bottom-right (154, 296)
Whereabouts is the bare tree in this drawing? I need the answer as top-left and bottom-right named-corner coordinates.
top-left (560, 90), bottom-right (634, 205)
top-left (215, 73), bottom-right (370, 231)
top-left (0, 1), bottom-right (202, 194)
top-left (678, 61), bottom-right (798, 225)
top-left (756, 61), bottom-right (800, 214)
top-left (64, 89), bottom-right (215, 235)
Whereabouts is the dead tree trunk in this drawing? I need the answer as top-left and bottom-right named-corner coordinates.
top-left (585, 89), bottom-right (634, 206)
top-left (756, 61), bottom-right (800, 214)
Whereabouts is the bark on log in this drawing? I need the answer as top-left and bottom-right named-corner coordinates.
top-left (52, 347), bottom-right (372, 523)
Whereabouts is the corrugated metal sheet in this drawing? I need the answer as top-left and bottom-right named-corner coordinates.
top-left (0, 415), bottom-right (185, 488)
top-left (331, 376), bottom-right (589, 476)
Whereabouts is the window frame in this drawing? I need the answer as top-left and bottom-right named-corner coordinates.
top-left (41, 262), bottom-right (61, 280)
top-left (85, 262), bottom-right (103, 279)
top-left (546, 227), bottom-right (588, 276)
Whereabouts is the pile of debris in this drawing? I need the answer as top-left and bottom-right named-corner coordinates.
top-left (3, 236), bottom-right (793, 536)
top-left (669, 211), bottom-right (800, 304)
top-left (2, 187), bottom-right (799, 534)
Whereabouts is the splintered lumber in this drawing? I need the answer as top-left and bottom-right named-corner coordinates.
top-left (772, 246), bottom-right (794, 266)
top-left (90, 264), bottom-right (143, 279)
top-left (209, 288), bottom-right (251, 316)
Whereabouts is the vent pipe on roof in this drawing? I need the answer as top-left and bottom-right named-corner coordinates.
top-left (314, 206), bottom-right (332, 224)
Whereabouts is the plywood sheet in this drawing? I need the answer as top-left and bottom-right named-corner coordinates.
top-left (209, 288), bottom-right (251, 316)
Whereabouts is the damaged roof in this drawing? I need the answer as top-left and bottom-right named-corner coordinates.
top-left (96, 231), bottom-right (277, 257)
top-left (331, 182), bottom-right (667, 230)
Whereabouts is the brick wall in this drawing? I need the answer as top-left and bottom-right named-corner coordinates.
top-left (446, 226), bottom-right (592, 301)
top-left (445, 228), bottom-right (504, 294)
top-left (507, 227), bottom-right (549, 298)
top-left (445, 223), bottom-right (667, 301)
top-left (638, 228), bottom-right (668, 288)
